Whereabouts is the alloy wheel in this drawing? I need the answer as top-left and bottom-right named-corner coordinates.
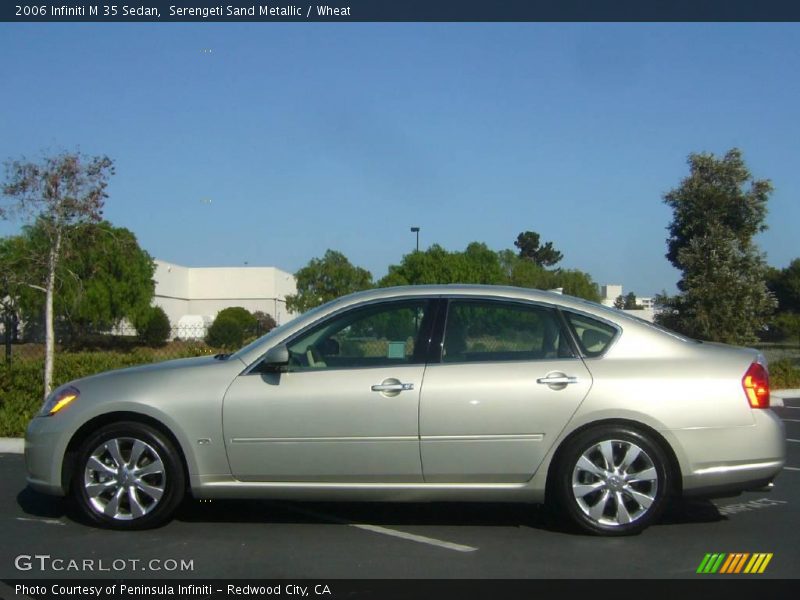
top-left (570, 439), bottom-right (659, 527)
top-left (83, 437), bottom-right (166, 520)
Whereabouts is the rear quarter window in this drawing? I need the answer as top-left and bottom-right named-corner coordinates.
top-left (564, 312), bottom-right (618, 357)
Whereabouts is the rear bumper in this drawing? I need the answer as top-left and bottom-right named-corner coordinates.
top-left (668, 409), bottom-right (786, 497)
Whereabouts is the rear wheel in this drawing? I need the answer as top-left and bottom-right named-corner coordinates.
top-left (71, 422), bottom-right (185, 530)
top-left (553, 425), bottom-right (671, 535)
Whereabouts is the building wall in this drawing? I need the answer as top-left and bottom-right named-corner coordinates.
top-left (599, 284), bottom-right (657, 322)
top-left (600, 284), bottom-right (623, 307)
top-left (152, 260), bottom-right (297, 338)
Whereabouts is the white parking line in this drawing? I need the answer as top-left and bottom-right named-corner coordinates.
top-left (787, 439), bottom-right (800, 443)
top-left (16, 517), bottom-right (65, 525)
top-left (781, 419), bottom-right (800, 423)
top-left (350, 523), bottom-right (479, 552)
top-left (283, 505), bottom-right (478, 553)
top-left (784, 467), bottom-right (800, 472)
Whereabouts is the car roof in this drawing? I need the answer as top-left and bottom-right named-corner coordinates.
top-left (330, 284), bottom-right (614, 316)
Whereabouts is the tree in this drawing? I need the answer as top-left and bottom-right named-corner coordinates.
top-left (24, 220), bottom-right (154, 337)
top-left (768, 258), bottom-right (800, 314)
top-left (135, 306), bottom-right (171, 347)
top-left (550, 268), bottom-right (601, 302)
top-left (2, 152), bottom-right (114, 398)
top-left (381, 243), bottom-right (600, 302)
top-left (252, 311), bottom-right (278, 336)
top-left (0, 235), bottom-right (29, 362)
top-left (769, 312), bottom-right (800, 346)
top-left (514, 231), bottom-right (563, 267)
top-left (286, 250), bottom-right (373, 313)
top-left (656, 149), bottom-right (774, 344)
top-left (206, 307), bottom-right (258, 349)
top-left (4, 220), bottom-right (155, 341)
top-left (380, 243), bottom-right (506, 287)
top-left (617, 292), bottom-right (642, 310)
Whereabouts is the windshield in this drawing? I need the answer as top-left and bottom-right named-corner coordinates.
top-left (229, 300), bottom-right (338, 361)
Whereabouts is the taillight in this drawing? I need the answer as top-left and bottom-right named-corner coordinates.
top-left (743, 362), bottom-right (770, 409)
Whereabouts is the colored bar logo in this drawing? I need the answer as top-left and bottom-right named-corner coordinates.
top-left (696, 553), bottom-right (773, 574)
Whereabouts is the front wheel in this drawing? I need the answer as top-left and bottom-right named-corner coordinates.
top-left (552, 425), bottom-right (671, 535)
top-left (71, 422), bottom-right (185, 530)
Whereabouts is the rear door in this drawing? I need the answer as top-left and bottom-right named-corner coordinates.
top-left (419, 298), bottom-right (592, 483)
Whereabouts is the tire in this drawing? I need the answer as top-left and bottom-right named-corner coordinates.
top-left (552, 425), bottom-right (671, 536)
top-left (71, 421), bottom-right (185, 530)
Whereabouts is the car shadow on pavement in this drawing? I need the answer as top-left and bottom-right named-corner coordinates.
top-left (659, 498), bottom-right (728, 525)
top-left (174, 497), bottom-right (727, 533)
top-left (16, 486), bottom-right (69, 519)
top-left (15, 487), bottom-right (727, 532)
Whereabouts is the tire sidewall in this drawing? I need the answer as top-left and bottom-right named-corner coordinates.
top-left (71, 421), bottom-right (185, 530)
top-left (555, 425), bottom-right (671, 536)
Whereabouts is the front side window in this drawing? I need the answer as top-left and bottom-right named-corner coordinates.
top-left (442, 300), bottom-right (574, 363)
top-left (286, 299), bottom-right (431, 370)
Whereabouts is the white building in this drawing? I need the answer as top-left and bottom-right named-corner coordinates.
top-left (638, 296), bottom-right (656, 310)
top-left (600, 284), bottom-right (623, 307)
top-left (599, 283), bottom-right (657, 323)
top-left (153, 260), bottom-right (297, 338)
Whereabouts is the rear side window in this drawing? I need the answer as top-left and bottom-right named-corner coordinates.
top-left (442, 300), bottom-right (575, 363)
top-left (565, 312), bottom-right (618, 357)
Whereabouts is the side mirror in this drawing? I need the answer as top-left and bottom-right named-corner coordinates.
top-left (262, 344), bottom-right (289, 370)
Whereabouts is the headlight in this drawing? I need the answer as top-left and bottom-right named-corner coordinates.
top-left (40, 386), bottom-right (80, 416)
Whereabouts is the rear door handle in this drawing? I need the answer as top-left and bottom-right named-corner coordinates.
top-left (536, 375), bottom-right (579, 385)
top-left (371, 382), bottom-right (414, 392)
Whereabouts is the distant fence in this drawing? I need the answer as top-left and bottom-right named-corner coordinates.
top-left (1, 324), bottom-right (217, 368)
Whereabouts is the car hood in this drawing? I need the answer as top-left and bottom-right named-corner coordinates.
top-left (65, 354), bottom-right (246, 390)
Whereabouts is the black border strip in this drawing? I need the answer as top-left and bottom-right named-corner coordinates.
top-left (3, 579), bottom-right (799, 600)
top-left (3, 1), bottom-right (800, 23)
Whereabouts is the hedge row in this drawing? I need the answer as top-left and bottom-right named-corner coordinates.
top-left (0, 344), bottom-right (214, 437)
top-left (770, 359), bottom-right (800, 390)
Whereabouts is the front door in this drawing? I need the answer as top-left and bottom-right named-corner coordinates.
top-left (223, 299), bottom-right (435, 482)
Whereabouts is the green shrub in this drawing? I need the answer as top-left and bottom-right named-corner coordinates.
top-left (137, 306), bottom-right (171, 347)
top-left (770, 359), bottom-right (800, 390)
top-left (206, 307), bottom-right (257, 349)
top-left (252, 311), bottom-right (278, 335)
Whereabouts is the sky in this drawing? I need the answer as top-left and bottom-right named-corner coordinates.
top-left (1, 23), bottom-right (799, 297)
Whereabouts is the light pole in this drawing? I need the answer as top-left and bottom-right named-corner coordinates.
top-left (410, 227), bottom-right (420, 252)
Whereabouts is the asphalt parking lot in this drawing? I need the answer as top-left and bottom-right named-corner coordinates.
top-left (1, 400), bottom-right (798, 581)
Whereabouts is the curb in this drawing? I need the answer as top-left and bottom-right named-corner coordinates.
top-left (0, 438), bottom-right (24, 454)
top-left (772, 389), bottom-right (800, 408)
top-left (2, 390), bottom-right (798, 456)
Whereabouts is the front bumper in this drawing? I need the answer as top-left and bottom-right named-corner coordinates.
top-left (25, 416), bottom-right (72, 497)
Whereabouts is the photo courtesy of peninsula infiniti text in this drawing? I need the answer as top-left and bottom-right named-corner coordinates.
top-left (24, 285), bottom-right (786, 535)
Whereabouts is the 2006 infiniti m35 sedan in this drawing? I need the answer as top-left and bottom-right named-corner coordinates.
top-left (25, 285), bottom-right (786, 535)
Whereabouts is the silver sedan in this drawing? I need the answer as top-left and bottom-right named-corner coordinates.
top-left (25, 285), bottom-right (786, 535)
